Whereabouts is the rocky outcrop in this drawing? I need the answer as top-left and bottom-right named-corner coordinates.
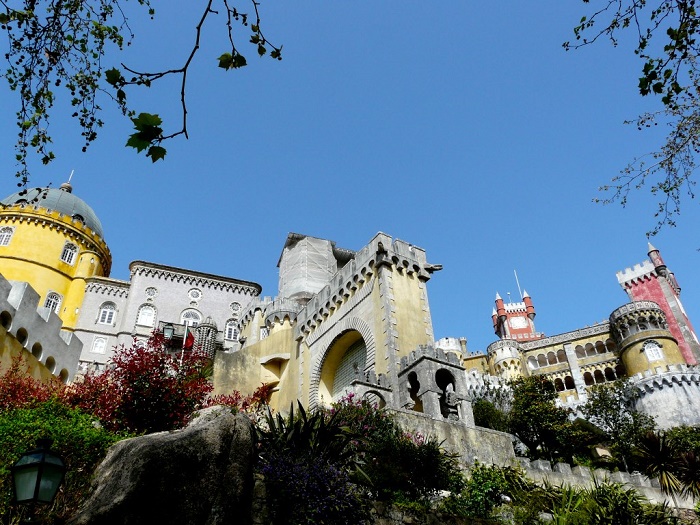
top-left (69, 406), bottom-right (255, 525)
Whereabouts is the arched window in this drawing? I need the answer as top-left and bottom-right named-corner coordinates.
top-left (60, 242), bottom-right (78, 264)
top-left (44, 292), bottom-right (62, 313)
top-left (136, 304), bottom-right (156, 327)
top-left (0, 227), bottom-right (14, 246)
top-left (224, 319), bottom-right (239, 341)
top-left (181, 309), bottom-right (202, 327)
top-left (91, 337), bottom-right (107, 354)
top-left (97, 302), bottom-right (116, 324)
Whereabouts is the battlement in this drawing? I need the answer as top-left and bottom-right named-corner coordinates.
top-left (293, 233), bottom-right (435, 340)
top-left (616, 260), bottom-right (656, 286)
top-left (399, 344), bottom-right (463, 372)
top-left (504, 301), bottom-right (527, 313)
top-left (630, 364), bottom-right (700, 395)
top-left (0, 274), bottom-right (82, 382)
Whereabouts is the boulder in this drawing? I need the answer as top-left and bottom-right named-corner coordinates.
top-left (69, 406), bottom-right (255, 525)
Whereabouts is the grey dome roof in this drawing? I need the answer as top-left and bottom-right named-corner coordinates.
top-left (1, 185), bottom-right (104, 238)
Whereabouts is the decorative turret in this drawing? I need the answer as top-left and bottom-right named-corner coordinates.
top-left (195, 316), bottom-right (218, 359)
top-left (609, 301), bottom-right (684, 376)
top-left (523, 290), bottom-right (535, 320)
top-left (487, 339), bottom-right (523, 379)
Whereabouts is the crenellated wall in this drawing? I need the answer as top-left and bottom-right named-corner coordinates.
top-left (0, 273), bottom-right (82, 382)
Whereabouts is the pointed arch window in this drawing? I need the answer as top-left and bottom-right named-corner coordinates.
top-left (181, 309), bottom-right (202, 327)
top-left (0, 227), bottom-right (14, 246)
top-left (44, 292), bottom-right (62, 313)
top-left (60, 242), bottom-right (78, 265)
top-left (136, 304), bottom-right (156, 327)
top-left (97, 302), bottom-right (116, 324)
top-left (224, 319), bottom-right (239, 341)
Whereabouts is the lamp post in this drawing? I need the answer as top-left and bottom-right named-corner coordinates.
top-left (11, 438), bottom-right (66, 523)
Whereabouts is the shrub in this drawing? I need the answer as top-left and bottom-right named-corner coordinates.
top-left (441, 462), bottom-right (509, 519)
top-left (256, 401), bottom-right (369, 525)
top-left (0, 354), bottom-right (58, 411)
top-left (62, 334), bottom-right (213, 434)
top-left (260, 449), bottom-right (369, 525)
top-left (0, 399), bottom-right (127, 523)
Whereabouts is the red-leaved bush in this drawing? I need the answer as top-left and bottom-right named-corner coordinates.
top-left (63, 333), bottom-right (214, 434)
top-left (0, 353), bottom-right (58, 410)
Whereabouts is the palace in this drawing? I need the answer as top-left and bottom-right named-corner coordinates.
top-left (1, 183), bottom-right (700, 436)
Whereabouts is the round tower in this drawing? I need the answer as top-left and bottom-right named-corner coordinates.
top-left (0, 183), bottom-right (111, 329)
top-left (609, 301), bottom-right (684, 376)
top-left (487, 339), bottom-right (524, 380)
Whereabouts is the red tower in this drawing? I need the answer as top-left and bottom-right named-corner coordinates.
top-left (616, 243), bottom-right (700, 365)
top-left (492, 291), bottom-right (542, 341)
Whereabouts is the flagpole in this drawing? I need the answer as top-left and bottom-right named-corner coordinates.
top-left (180, 325), bottom-right (187, 367)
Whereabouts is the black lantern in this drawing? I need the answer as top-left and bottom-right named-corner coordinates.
top-left (163, 323), bottom-right (175, 341)
top-left (11, 438), bottom-right (66, 506)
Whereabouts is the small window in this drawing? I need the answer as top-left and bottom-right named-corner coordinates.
top-left (260, 327), bottom-right (269, 340)
top-left (91, 337), bottom-right (107, 354)
top-left (230, 302), bottom-right (241, 314)
top-left (44, 292), bottom-right (62, 313)
top-left (225, 320), bottom-right (239, 341)
top-left (136, 304), bottom-right (156, 327)
top-left (0, 227), bottom-right (14, 246)
top-left (60, 242), bottom-right (78, 265)
top-left (181, 309), bottom-right (202, 327)
top-left (188, 288), bottom-right (202, 301)
top-left (97, 303), bottom-right (116, 324)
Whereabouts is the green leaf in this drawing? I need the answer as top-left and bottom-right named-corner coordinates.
top-left (126, 134), bottom-right (150, 153)
top-left (233, 53), bottom-right (247, 68)
top-left (147, 146), bottom-right (166, 162)
top-left (218, 52), bottom-right (234, 70)
top-left (105, 67), bottom-right (123, 86)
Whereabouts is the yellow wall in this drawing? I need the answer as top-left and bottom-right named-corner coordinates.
top-left (0, 324), bottom-right (59, 384)
top-left (0, 205), bottom-right (111, 330)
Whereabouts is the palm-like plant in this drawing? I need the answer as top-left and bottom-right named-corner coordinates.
top-left (256, 401), bottom-right (362, 469)
top-left (677, 450), bottom-right (700, 500)
top-left (633, 431), bottom-right (682, 508)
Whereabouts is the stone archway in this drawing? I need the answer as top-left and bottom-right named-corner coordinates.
top-left (310, 316), bottom-right (376, 409)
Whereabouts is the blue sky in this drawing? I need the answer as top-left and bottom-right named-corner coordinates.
top-left (1, 1), bottom-right (698, 352)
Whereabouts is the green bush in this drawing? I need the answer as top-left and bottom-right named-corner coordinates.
top-left (0, 399), bottom-right (128, 524)
top-left (441, 463), bottom-right (510, 519)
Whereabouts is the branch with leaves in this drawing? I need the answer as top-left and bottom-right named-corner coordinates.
top-left (567, 0), bottom-right (700, 235)
top-left (0, 0), bottom-right (281, 186)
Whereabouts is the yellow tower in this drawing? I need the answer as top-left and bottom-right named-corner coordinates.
top-left (0, 182), bottom-right (111, 330)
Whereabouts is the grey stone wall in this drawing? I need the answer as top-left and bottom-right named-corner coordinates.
top-left (391, 409), bottom-right (515, 467)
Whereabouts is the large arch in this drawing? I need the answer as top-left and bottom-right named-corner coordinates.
top-left (310, 316), bottom-right (376, 409)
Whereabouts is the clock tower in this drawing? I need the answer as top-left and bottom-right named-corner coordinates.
top-left (492, 290), bottom-right (541, 341)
